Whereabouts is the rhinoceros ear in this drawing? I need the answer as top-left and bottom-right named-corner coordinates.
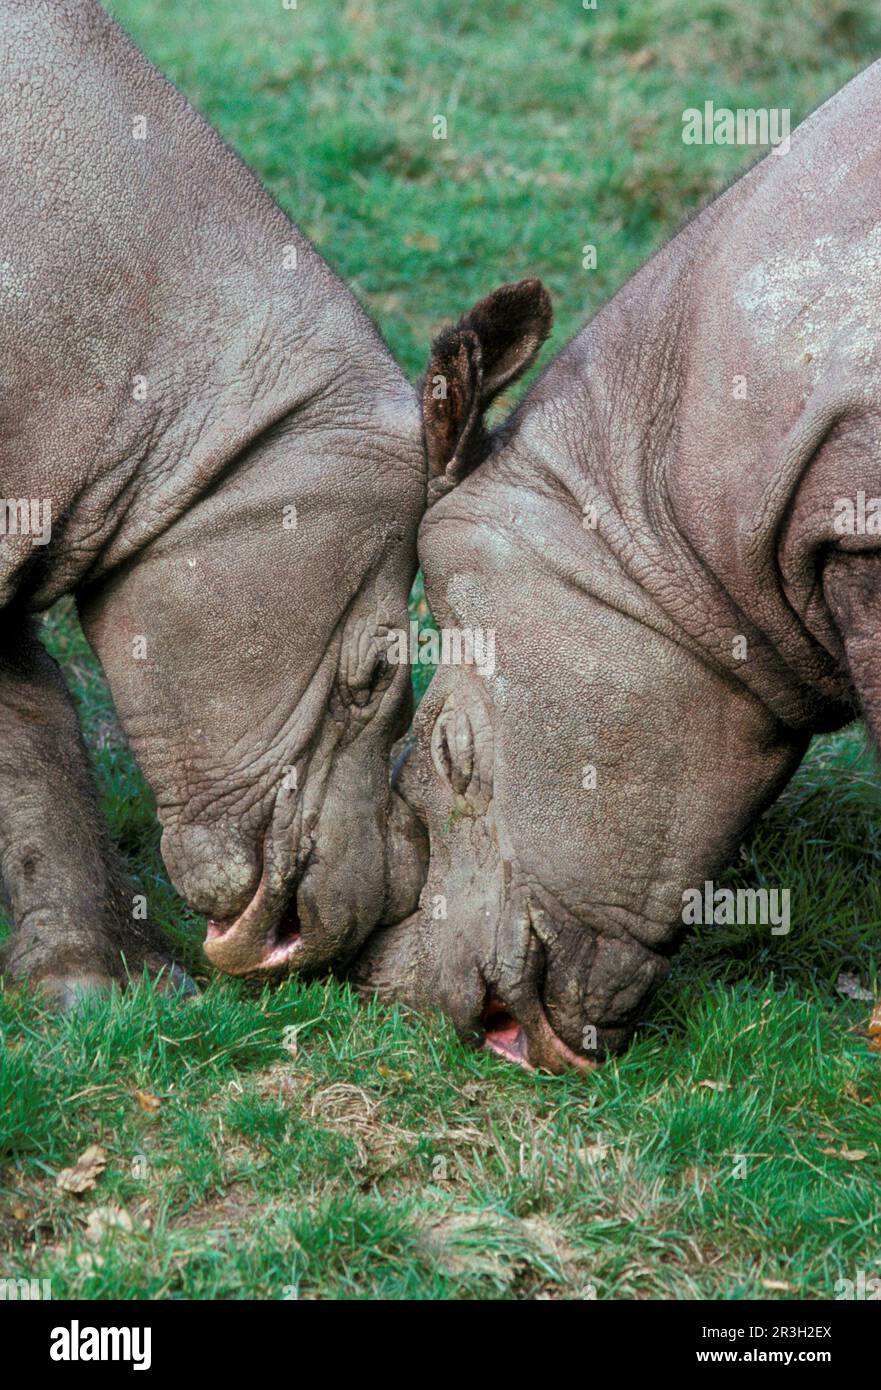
top-left (422, 278), bottom-right (552, 499)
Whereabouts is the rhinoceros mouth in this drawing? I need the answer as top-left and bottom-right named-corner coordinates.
top-left (204, 904), bottom-right (303, 974)
top-left (480, 996), bottom-right (596, 1074)
top-left (203, 845), bottom-right (305, 975)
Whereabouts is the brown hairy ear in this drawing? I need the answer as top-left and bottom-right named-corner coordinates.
top-left (422, 326), bottom-right (482, 482)
top-left (422, 278), bottom-right (552, 501)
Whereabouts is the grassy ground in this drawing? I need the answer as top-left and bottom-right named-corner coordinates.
top-left (3, 0), bottom-right (881, 1299)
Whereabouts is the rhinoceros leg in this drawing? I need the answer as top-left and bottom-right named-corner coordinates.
top-left (0, 618), bottom-right (191, 1008)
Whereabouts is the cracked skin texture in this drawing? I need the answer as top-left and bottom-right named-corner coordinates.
top-left (354, 61), bottom-right (881, 1067)
top-left (0, 0), bottom-right (426, 1003)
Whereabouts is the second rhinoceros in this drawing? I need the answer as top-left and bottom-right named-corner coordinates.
top-left (354, 62), bottom-right (881, 1068)
top-left (0, 0), bottom-right (426, 1005)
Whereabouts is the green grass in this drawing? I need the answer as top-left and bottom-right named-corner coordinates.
top-left (3, 0), bottom-right (881, 1299)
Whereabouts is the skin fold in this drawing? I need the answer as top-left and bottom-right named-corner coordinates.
top-left (354, 62), bottom-right (881, 1069)
top-left (0, 0), bottom-right (427, 1005)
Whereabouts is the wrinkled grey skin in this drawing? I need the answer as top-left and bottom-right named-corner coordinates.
top-left (355, 62), bottom-right (881, 1069)
top-left (0, 0), bottom-right (426, 1006)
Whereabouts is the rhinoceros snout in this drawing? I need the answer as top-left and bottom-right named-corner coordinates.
top-left (200, 771), bottom-right (428, 979)
top-left (202, 846), bottom-right (303, 976)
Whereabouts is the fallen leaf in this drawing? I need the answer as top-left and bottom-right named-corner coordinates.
top-left (377, 1062), bottom-right (414, 1082)
top-left (403, 231), bottom-right (441, 252)
top-left (626, 47), bottom-right (656, 70)
top-left (56, 1145), bottom-right (107, 1195)
top-left (697, 1080), bottom-right (730, 1093)
top-left (837, 971), bottom-right (874, 1002)
top-left (842, 1080), bottom-right (874, 1105)
top-left (576, 1143), bottom-right (610, 1164)
top-left (76, 1252), bottom-right (105, 1273)
top-left (84, 1205), bottom-right (134, 1244)
top-left (868, 1000), bottom-right (881, 1037)
top-left (821, 1145), bottom-right (868, 1161)
top-left (10, 1204), bottom-right (27, 1221)
top-left (134, 1089), bottom-right (161, 1114)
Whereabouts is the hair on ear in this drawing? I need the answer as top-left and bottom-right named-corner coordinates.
top-left (421, 278), bottom-right (552, 502)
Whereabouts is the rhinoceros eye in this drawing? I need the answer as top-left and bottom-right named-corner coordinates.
top-left (431, 708), bottom-right (474, 796)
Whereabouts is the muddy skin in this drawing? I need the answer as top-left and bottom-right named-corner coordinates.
top-left (354, 61), bottom-right (881, 1068)
top-left (0, 0), bottom-right (427, 1004)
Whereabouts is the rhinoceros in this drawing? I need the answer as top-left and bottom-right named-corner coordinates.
top-left (354, 62), bottom-right (881, 1069)
top-left (0, 0), bottom-right (426, 1006)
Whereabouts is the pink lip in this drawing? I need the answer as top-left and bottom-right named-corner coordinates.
top-left (203, 853), bottom-right (303, 975)
top-left (481, 998), bottom-right (596, 1074)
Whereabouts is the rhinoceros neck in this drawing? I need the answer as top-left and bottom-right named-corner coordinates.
top-left (510, 148), bottom-right (858, 732)
top-left (0, 0), bottom-right (413, 609)
top-left (23, 213), bottom-right (408, 609)
top-left (72, 258), bottom-right (408, 592)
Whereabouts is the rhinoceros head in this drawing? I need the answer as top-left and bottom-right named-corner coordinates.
top-left (79, 351), bottom-right (428, 979)
top-left (353, 280), bottom-right (809, 1067)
